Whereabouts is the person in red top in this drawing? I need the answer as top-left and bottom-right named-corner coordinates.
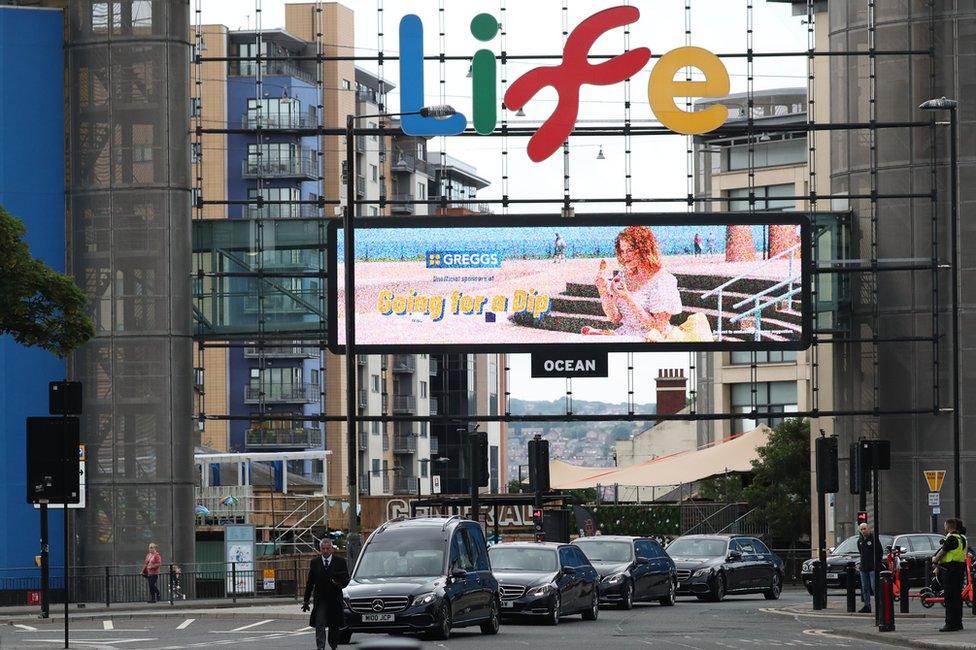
top-left (142, 543), bottom-right (162, 603)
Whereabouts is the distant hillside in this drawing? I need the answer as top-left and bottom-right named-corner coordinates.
top-left (508, 398), bottom-right (656, 417)
top-left (507, 398), bottom-right (657, 443)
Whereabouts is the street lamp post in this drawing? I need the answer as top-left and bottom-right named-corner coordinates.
top-left (343, 106), bottom-right (456, 564)
top-left (920, 97), bottom-right (961, 517)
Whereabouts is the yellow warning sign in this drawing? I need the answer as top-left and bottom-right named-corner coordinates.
top-left (924, 470), bottom-right (946, 493)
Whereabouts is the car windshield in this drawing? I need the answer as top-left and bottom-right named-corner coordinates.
top-left (833, 534), bottom-right (895, 555)
top-left (488, 547), bottom-right (558, 572)
top-left (574, 540), bottom-right (633, 563)
top-left (666, 538), bottom-right (728, 557)
top-left (355, 529), bottom-right (445, 579)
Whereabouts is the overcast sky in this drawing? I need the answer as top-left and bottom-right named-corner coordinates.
top-left (200, 0), bottom-right (806, 403)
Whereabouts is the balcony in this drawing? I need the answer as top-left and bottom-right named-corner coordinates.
top-left (393, 395), bottom-right (416, 414)
top-left (357, 355), bottom-right (367, 367)
top-left (355, 135), bottom-right (367, 153)
top-left (356, 175), bottom-right (366, 196)
top-left (358, 435), bottom-right (368, 451)
top-left (242, 153), bottom-right (317, 180)
top-left (358, 389), bottom-right (368, 408)
top-left (429, 357), bottom-right (439, 376)
top-left (244, 343), bottom-right (319, 358)
top-left (244, 203), bottom-right (320, 219)
top-left (245, 427), bottom-right (322, 449)
top-left (232, 60), bottom-right (315, 84)
top-left (393, 435), bottom-right (417, 454)
top-left (242, 111), bottom-right (315, 131)
top-left (244, 383), bottom-right (320, 404)
top-left (429, 397), bottom-right (438, 416)
top-left (391, 152), bottom-right (428, 175)
top-left (392, 355), bottom-right (416, 373)
top-left (394, 475), bottom-right (418, 495)
top-left (390, 193), bottom-right (416, 215)
top-left (359, 473), bottom-right (370, 496)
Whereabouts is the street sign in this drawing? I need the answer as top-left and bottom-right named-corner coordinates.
top-left (924, 470), bottom-right (946, 493)
top-left (933, 506), bottom-right (942, 515)
top-left (531, 351), bottom-right (609, 378)
top-left (432, 475), bottom-right (441, 494)
top-left (929, 492), bottom-right (941, 507)
top-left (262, 569), bottom-right (276, 591)
top-left (34, 445), bottom-right (86, 510)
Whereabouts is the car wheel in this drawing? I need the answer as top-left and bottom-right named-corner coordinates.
top-left (581, 590), bottom-right (599, 621)
top-left (764, 573), bottom-right (782, 600)
top-left (619, 580), bottom-right (634, 610)
top-left (480, 597), bottom-right (501, 635)
top-left (919, 587), bottom-right (936, 609)
top-left (709, 573), bottom-right (726, 602)
top-left (429, 603), bottom-right (452, 640)
top-left (660, 577), bottom-right (677, 606)
top-left (547, 593), bottom-right (561, 625)
top-left (338, 629), bottom-right (353, 644)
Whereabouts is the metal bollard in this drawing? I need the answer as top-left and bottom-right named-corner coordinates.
top-left (105, 566), bottom-right (111, 608)
top-left (899, 566), bottom-right (910, 614)
top-left (845, 562), bottom-right (857, 613)
top-left (811, 560), bottom-right (823, 610)
top-left (169, 565), bottom-right (175, 606)
top-left (231, 562), bottom-right (237, 604)
top-left (879, 570), bottom-right (895, 632)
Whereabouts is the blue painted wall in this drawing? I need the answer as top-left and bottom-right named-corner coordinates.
top-left (0, 7), bottom-right (67, 571)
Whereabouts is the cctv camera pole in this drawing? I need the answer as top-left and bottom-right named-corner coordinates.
top-left (344, 114), bottom-right (361, 565)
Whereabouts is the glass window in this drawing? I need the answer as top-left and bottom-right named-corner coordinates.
top-left (247, 97), bottom-right (301, 128)
top-left (559, 547), bottom-right (576, 567)
top-left (489, 547), bottom-right (558, 572)
top-left (420, 460), bottom-right (428, 478)
top-left (465, 527), bottom-right (490, 571)
top-left (571, 547), bottom-right (592, 567)
top-left (729, 350), bottom-right (797, 365)
top-left (342, 79), bottom-right (351, 90)
top-left (727, 138), bottom-right (806, 171)
top-left (666, 538), bottom-right (728, 557)
top-left (420, 381), bottom-right (427, 398)
top-left (635, 540), bottom-right (658, 559)
top-left (728, 183), bottom-right (796, 212)
top-left (573, 540), bottom-right (634, 563)
top-left (450, 531), bottom-right (475, 572)
top-left (730, 381), bottom-right (798, 432)
top-left (371, 374), bottom-right (380, 392)
top-left (355, 529), bottom-right (445, 579)
top-left (369, 164), bottom-right (378, 182)
top-left (490, 445), bottom-right (499, 494)
top-left (371, 459), bottom-right (380, 476)
top-left (752, 539), bottom-right (771, 554)
top-left (737, 540), bottom-right (756, 554)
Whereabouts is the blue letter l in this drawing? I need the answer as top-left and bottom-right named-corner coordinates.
top-left (399, 14), bottom-right (467, 137)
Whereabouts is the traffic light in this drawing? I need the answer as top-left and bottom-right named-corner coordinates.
top-left (469, 431), bottom-right (489, 488)
top-left (532, 508), bottom-right (544, 541)
top-left (857, 511), bottom-right (869, 525)
top-left (815, 436), bottom-right (839, 494)
top-left (527, 437), bottom-right (550, 494)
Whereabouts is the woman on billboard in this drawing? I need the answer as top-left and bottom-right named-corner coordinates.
top-left (582, 225), bottom-right (682, 339)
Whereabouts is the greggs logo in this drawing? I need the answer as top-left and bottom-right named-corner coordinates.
top-left (399, 6), bottom-right (731, 163)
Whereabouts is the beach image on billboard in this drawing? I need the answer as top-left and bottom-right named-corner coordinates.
top-left (329, 214), bottom-right (810, 352)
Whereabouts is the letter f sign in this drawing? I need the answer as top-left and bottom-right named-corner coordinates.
top-left (399, 15), bottom-right (468, 136)
top-left (505, 6), bottom-right (650, 162)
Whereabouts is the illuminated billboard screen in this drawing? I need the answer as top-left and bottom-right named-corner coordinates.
top-left (328, 214), bottom-right (811, 352)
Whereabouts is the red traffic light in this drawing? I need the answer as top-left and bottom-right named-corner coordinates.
top-left (532, 509), bottom-right (543, 521)
top-left (856, 511), bottom-right (869, 525)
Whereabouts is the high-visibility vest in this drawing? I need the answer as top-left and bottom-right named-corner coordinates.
top-left (941, 532), bottom-right (967, 564)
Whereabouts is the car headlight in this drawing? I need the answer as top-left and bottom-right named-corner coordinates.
top-left (528, 584), bottom-right (555, 598)
top-left (413, 591), bottom-right (439, 606)
top-left (693, 568), bottom-right (712, 578)
top-left (605, 572), bottom-right (627, 584)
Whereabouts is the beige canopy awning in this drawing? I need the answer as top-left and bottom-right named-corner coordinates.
top-left (551, 425), bottom-right (772, 490)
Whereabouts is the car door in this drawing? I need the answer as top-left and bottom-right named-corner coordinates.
top-left (635, 540), bottom-right (665, 597)
top-left (465, 525), bottom-right (493, 618)
top-left (558, 547), bottom-right (581, 612)
top-left (648, 539), bottom-right (674, 595)
top-left (724, 539), bottom-right (749, 591)
top-left (736, 539), bottom-right (762, 589)
top-left (448, 530), bottom-right (477, 622)
top-left (629, 540), bottom-right (654, 599)
top-left (571, 547), bottom-right (599, 605)
top-left (748, 538), bottom-right (775, 589)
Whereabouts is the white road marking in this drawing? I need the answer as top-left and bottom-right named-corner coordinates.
top-left (24, 638), bottom-right (157, 646)
top-left (13, 623), bottom-right (38, 631)
top-left (103, 619), bottom-right (114, 630)
top-left (177, 618), bottom-right (196, 630)
top-left (229, 619), bottom-right (274, 632)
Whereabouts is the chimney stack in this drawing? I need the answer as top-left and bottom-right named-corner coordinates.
top-left (655, 368), bottom-right (688, 416)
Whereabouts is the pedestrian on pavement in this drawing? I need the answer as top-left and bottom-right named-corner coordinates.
top-left (856, 522), bottom-right (879, 613)
top-left (142, 543), bottom-right (162, 603)
top-left (302, 538), bottom-right (350, 649)
top-left (933, 517), bottom-right (967, 632)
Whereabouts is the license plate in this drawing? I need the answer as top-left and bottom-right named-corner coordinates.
top-left (501, 601), bottom-right (515, 608)
top-left (361, 613), bottom-right (395, 623)
top-left (827, 573), bottom-right (839, 580)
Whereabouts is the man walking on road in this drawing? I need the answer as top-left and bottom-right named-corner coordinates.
top-left (933, 518), bottom-right (967, 632)
top-left (856, 522), bottom-right (879, 613)
top-left (302, 538), bottom-right (350, 649)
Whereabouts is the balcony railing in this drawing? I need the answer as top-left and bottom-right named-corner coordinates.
top-left (394, 476), bottom-right (418, 494)
top-left (391, 152), bottom-right (429, 175)
top-left (393, 435), bottom-right (417, 454)
top-left (242, 154), bottom-right (317, 180)
top-left (392, 355), bottom-right (416, 373)
top-left (244, 203), bottom-right (320, 219)
top-left (355, 135), bottom-right (367, 153)
top-left (242, 111), bottom-right (315, 130)
top-left (429, 397), bottom-right (438, 416)
top-left (393, 395), bottom-right (416, 413)
top-left (233, 60), bottom-right (315, 84)
top-left (359, 473), bottom-right (370, 496)
top-left (244, 343), bottom-right (319, 359)
top-left (390, 193), bottom-right (416, 215)
top-left (358, 389), bottom-right (368, 408)
top-left (245, 427), bottom-right (322, 449)
top-left (356, 175), bottom-right (367, 196)
top-left (244, 383), bottom-right (319, 404)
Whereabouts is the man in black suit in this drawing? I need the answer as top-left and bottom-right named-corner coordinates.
top-left (302, 538), bottom-right (350, 650)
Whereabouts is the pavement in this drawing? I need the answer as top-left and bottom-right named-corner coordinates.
top-left (5, 589), bottom-right (976, 649)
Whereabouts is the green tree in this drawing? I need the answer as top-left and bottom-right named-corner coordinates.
top-left (507, 478), bottom-right (524, 494)
top-left (742, 418), bottom-right (811, 547)
top-left (698, 474), bottom-right (746, 503)
top-left (0, 206), bottom-right (94, 356)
